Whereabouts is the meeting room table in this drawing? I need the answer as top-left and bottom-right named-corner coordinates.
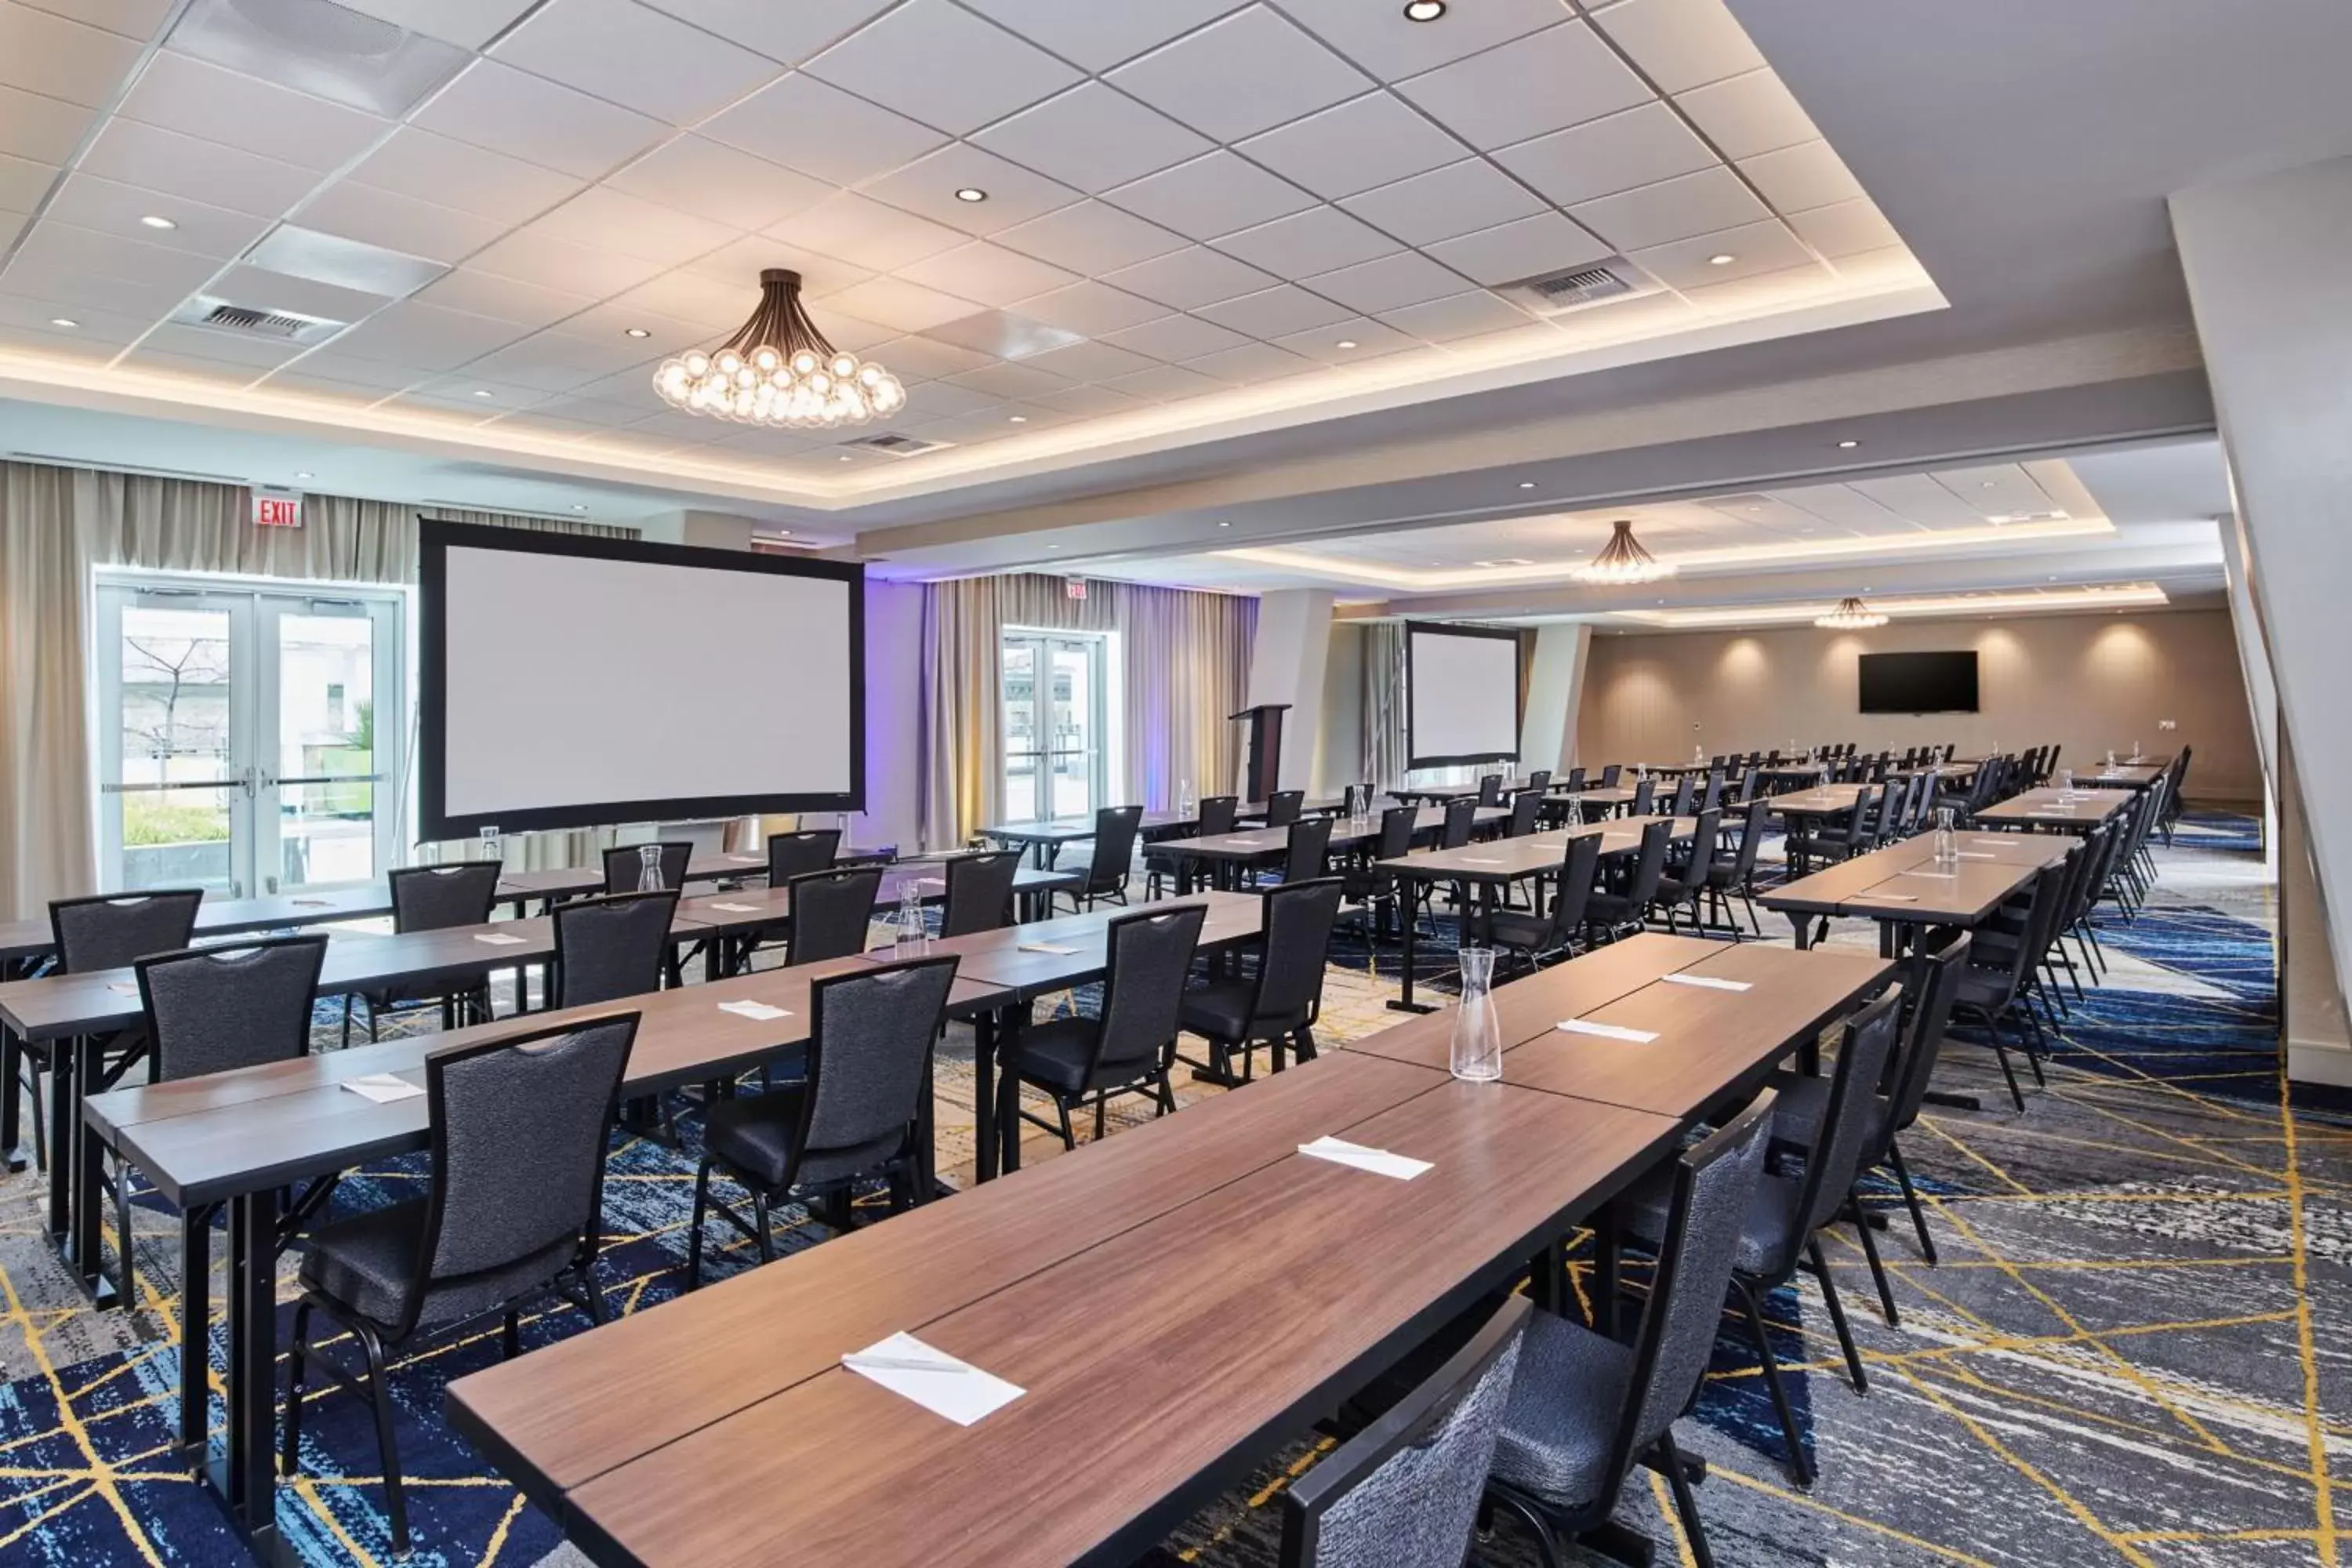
top-left (2078, 762), bottom-right (2167, 791)
top-left (1766, 782), bottom-right (1874, 875)
top-left (441, 933), bottom-right (1888, 1568)
top-left (1974, 786), bottom-right (2135, 833)
top-left (1150, 802), bottom-right (1511, 894)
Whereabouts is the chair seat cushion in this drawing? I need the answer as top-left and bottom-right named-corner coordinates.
top-left (704, 1086), bottom-right (904, 1192)
top-left (1489, 1309), bottom-right (1635, 1508)
top-left (299, 1198), bottom-right (576, 1334)
top-left (1180, 980), bottom-right (1296, 1043)
top-left (1762, 1072), bottom-right (1895, 1152)
top-left (1005, 1014), bottom-right (1103, 1094)
top-left (1617, 1163), bottom-right (1802, 1279)
top-left (1486, 909), bottom-right (1560, 951)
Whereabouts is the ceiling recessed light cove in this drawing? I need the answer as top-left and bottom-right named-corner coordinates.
top-left (1403, 0), bottom-right (1446, 19)
top-left (955, 187), bottom-right (988, 203)
top-left (1708, 253), bottom-right (1736, 266)
top-left (294, 470), bottom-right (314, 480)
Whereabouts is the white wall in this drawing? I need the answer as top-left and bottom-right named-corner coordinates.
top-left (1244, 589), bottom-right (1335, 792)
top-left (1519, 622), bottom-right (1592, 775)
top-left (857, 577), bottom-right (924, 854)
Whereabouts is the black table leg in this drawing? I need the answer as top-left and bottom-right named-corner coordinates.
top-left (996, 1007), bottom-right (1025, 1174)
top-left (1788, 913), bottom-right (1813, 951)
top-left (973, 1011), bottom-right (1000, 1184)
top-left (210, 1189), bottom-right (285, 1560)
top-left (180, 1204), bottom-right (211, 1463)
top-left (2, 1023), bottom-right (20, 1174)
top-left (45, 1037), bottom-right (74, 1240)
top-left (69, 1037), bottom-right (123, 1305)
top-left (1388, 877), bottom-right (1436, 1014)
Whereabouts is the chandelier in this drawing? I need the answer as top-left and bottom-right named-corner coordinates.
top-left (654, 269), bottom-right (904, 429)
top-left (1816, 595), bottom-right (1889, 630)
top-left (1571, 519), bottom-right (1674, 585)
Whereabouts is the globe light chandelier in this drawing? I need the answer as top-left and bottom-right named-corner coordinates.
top-left (654, 269), bottom-right (904, 429)
top-left (1816, 595), bottom-right (1890, 629)
top-left (1570, 518), bottom-right (1675, 585)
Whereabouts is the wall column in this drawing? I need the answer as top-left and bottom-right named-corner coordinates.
top-left (1244, 590), bottom-right (1335, 793)
top-left (1519, 622), bottom-right (1592, 775)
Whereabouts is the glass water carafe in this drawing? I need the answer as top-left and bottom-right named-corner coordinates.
top-left (1933, 806), bottom-right (1958, 869)
top-left (635, 844), bottom-right (663, 893)
top-left (897, 884), bottom-right (927, 949)
top-left (1451, 948), bottom-right (1503, 1083)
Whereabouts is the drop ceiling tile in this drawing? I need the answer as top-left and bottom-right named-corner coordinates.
top-left (1104, 151), bottom-right (1316, 243)
top-left (1339, 160), bottom-right (1544, 248)
top-left (129, 321), bottom-right (306, 368)
top-left (1588, 0), bottom-right (1766, 93)
top-left (11, 220), bottom-right (218, 292)
top-left (943, 361), bottom-right (1073, 400)
top-left (215, 257), bottom-right (412, 320)
top-left (464, 330), bottom-right (659, 392)
top-left (804, 308), bottom-right (895, 353)
top-left (1109, 7), bottom-right (1370, 144)
top-left (0, 3), bottom-right (143, 108)
top-left (872, 334), bottom-right (996, 380)
top-left (1425, 210), bottom-right (1611, 285)
top-left (0, 205), bottom-right (24, 252)
top-left (685, 234), bottom-right (874, 296)
top-left (1236, 93), bottom-right (1465, 202)
top-left (0, 252), bottom-right (193, 315)
top-left (266, 351), bottom-right (430, 392)
top-left (818, 275), bottom-right (981, 332)
top-left (1015, 339), bottom-right (1160, 383)
top-left (1103, 361), bottom-right (1225, 402)
top-left (485, 412), bottom-right (606, 441)
top-left (891, 378), bottom-right (1002, 416)
top-left (413, 60), bottom-right (666, 180)
top-left (1014, 279), bottom-right (1171, 336)
top-left (973, 83), bottom-right (1211, 196)
top-left (1183, 340), bottom-right (1316, 383)
top-left (412, 267), bottom-right (599, 328)
top-left (1677, 259), bottom-right (1830, 314)
top-left (1212, 205), bottom-right (1396, 277)
top-left (1675, 69), bottom-right (1819, 160)
top-left (1029, 381), bottom-right (1151, 417)
top-left (561, 299), bottom-right (712, 350)
top-left (1628, 217), bottom-right (1811, 289)
top-left (1301, 250), bottom-right (1468, 315)
top-left (1492, 102), bottom-right (1717, 209)
top-left (1376, 289), bottom-right (1537, 343)
top-left (804, 0), bottom-right (1080, 136)
top-left (42, 172), bottom-right (269, 258)
top-left (346, 127), bottom-right (584, 222)
top-left (523, 388), bottom-right (658, 425)
top-left (19, 0), bottom-right (172, 40)
top-left (636, 0), bottom-right (897, 66)
top-left (1741, 140), bottom-right (1866, 214)
top-left (470, 224), bottom-right (672, 296)
top-left (1569, 165), bottom-right (1768, 251)
top-left (1102, 312), bottom-right (1250, 362)
top-left (702, 71), bottom-right (947, 187)
top-left (336, 0), bottom-right (539, 49)
top-left (493, 0), bottom-right (782, 125)
top-left (1395, 22), bottom-right (1650, 154)
top-left (767, 191), bottom-right (965, 272)
top-left (1195, 282), bottom-right (1352, 338)
top-left (0, 321), bottom-right (110, 360)
top-left (605, 136), bottom-right (831, 230)
top-left (0, 290), bottom-right (151, 341)
top-left (606, 267), bottom-right (762, 329)
top-left (856, 143), bottom-right (1083, 237)
top-left (1277, 0), bottom-right (1569, 78)
top-left (117, 52), bottom-right (387, 172)
top-left (1102, 245), bottom-right (1276, 310)
top-left (996, 200), bottom-right (1188, 274)
top-left (1273, 318), bottom-right (1417, 364)
top-left (898, 241), bottom-right (1079, 308)
top-left (74, 122), bottom-right (307, 217)
top-left (118, 350), bottom-right (267, 385)
top-left (326, 299), bottom-right (529, 370)
top-left (958, 0), bottom-right (1247, 73)
top-left (0, 83), bottom-right (96, 163)
top-left (296, 180), bottom-right (506, 266)
top-left (1788, 197), bottom-right (1899, 260)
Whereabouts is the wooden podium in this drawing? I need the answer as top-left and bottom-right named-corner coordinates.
top-left (1231, 703), bottom-right (1291, 804)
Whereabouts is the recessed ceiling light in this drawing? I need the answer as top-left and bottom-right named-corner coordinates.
top-left (140, 214), bottom-right (176, 230)
top-left (294, 470), bottom-right (314, 480)
top-left (1403, 0), bottom-right (1446, 18)
top-left (49, 317), bottom-right (77, 328)
top-left (1008, 415), bottom-right (1027, 423)
top-left (1335, 339), bottom-right (1358, 350)
top-left (955, 187), bottom-right (988, 203)
top-left (839, 454), bottom-right (854, 462)
top-left (1048, 544), bottom-right (1061, 550)
top-left (1835, 438), bottom-right (1860, 448)
top-left (624, 327), bottom-right (651, 339)
top-left (1218, 520), bottom-right (1232, 527)
top-left (572, 503), bottom-right (587, 512)
top-left (472, 389), bottom-right (494, 398)
top-left (1519, 481), bottom-right (1536, 490)
top-left (1708, 252), bottom-right (1737, 266)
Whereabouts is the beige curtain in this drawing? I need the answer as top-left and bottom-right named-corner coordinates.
top-left (920, 573), bottom-right (1256, 850)
top-left (1360, 621), bottom-right (1409, 789)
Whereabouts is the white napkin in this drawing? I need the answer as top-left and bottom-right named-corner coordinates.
top-left (1018, 942), bottom-right (1079, 955)
top-left (1298, 1135), bottom-right (1433, 1180)
top-left (1900, 870), bottom-right (1958, 881)
top-left (1459, 857), bottom-right (1505, 866)
top-left (1556, 1018), bottom-right (1659, 1043)
top-left (842, 1333), bottom-right (1024, 1426)
top-left (1870, 893), bottom-right (1921, 903)
top-left (1662, 973), bottom-right (1751, 993)
top-left (344, 1073), bottom-right (423, 1104)
top-left (717, 1000), bottom-right (789, 1021)
top-left (707, 901), bottom-right (761, 913)
top-left (473, 931), bottom-right (528, 946)
top-left (1957, 852), bottom-right (1998, 861)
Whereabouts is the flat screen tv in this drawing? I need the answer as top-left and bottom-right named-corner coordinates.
top-left (1859, 651), bottom-right (1979, 713)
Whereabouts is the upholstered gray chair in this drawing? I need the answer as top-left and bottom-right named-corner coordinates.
top-left (1176, 878), bottom-right (1343, 1083)
top-left (1488, 832), bottom-right (1602, 975)
top-left (601, 840), bottom-right (693, 895)
top-left (346, 862), bottom-right (505, 1045)
top-left (765, 828), bottom-right (840, 884)
top-left (49, 889), bottom-right (205, 974)
top-left (786, 866), bottom-right (883, 964)
top-left (1062, 804), bottom-right (1145, 912)
top-left (1582, 818), bottom-right (1671, 941)
top-left (551, 891), bottom-right (677, 1008)
top-left (941, 849), bottom-right (1023, 937)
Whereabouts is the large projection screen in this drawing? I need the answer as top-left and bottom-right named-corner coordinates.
top-left (419, 521), bottom-right (863, 838)
top-left (1406, 622), bottom-right (1522, 769)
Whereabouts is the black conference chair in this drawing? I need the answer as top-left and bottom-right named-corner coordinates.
top-left (1000, 903), bottom-right (1206, 1156)
top-left (685, 957), bottom-right (959, 1287)
top-left (766, 829), bottom-right (840, 884)
top-left (1062, 804), bottom-right (1145, 912)
top-left (602, 840), bottom-right (691, 895)
top-left (1476, 775), bottom-right (1504, 808)
top-left (1598, 764), bottom-right (1622, 788)
top-left (1650, 808), bottom-right (1722, 935)
top-left (1665, 776), bottom-right (1695, 818)
top-left (1582, 818), bottom-right (1671, 942)
top-left (1704, 798), bottom-right (1773, 937)
top-left (1177, 878), bottom-right (1344, 1084)
top-left (1147, 794), bottom-right (1238, 897)
top-left (1628, 777), bottom-right (1655, 816)
top-left (38, 889), bottom-right (205, 1178)
top-left (283, 1014), bottom-right (639, 1552)
top-left (1272, 815), bottom-right (1335, 884)
top-left (1505, 789), bottom-right (1544, 838)
top-left (786, 866), bottom-right (884, 964)
top-left (1488, 1094), bottom-right (1777, 1568)
top-left (1488, 833), bottom-right (1602, 975)
top-left (550, 891), bottom-right (677, 1008)
top-left (941, 849), bottom-right (1024, 937)
top-left (1947, 860), bottom-right (2068, 1109)
top-left (1341, 804), bottom-right (1421, 946)
top-left (1259, 789), bottom-right (1306, 829)
top-left (344, 862), bottom-right (504, 1046)
top-left (1526, 770), bottom-right (1552, 796)
top-left (1609, 985), bottom-right (1904, 1486)
top-left (1276, 1297), bottom-right (1530, 1568)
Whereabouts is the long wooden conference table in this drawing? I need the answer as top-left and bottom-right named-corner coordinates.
top-left (1975, 786), bottom-right (2133, 832)
top-left (1761, 829), bottom-right (2067, 953)
top-left (445, 932), bottom-right (1889, 1568)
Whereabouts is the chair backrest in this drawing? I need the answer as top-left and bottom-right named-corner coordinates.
top-left (552, 891), bottom-right (677, 1008)
top-left (1791, 985), bottom-right (1904, 1238)
top-left (1613, 1091), bottom-right (1777, 1468)
top-left (1622, 817), bottom-right (1673, 909)
top-left (1439, 798), bottom-right (1475, 849)
top-left (1543, 832), bottom-right (1604, 946)
top-left (1374, 803), bottom-right (1418, 861)
top-left (1283, 815), bottom-right (1336, 883)
top-left (1506, 789), bottom-right (1542, 837)
top-left (390, 863), bottom-right (502, 934)
top-left (1726, 797), bottom-right (1769, 878)
top-left (786, 866), bottom-right (884, 964)
top-left (1091, 903), bottom-right (1207, 1078)
top-left (1279, 1296), bottom-right (1530, 1568)
top-left (1476, 775), bottom-right (1503, 808)
top-left (50, 890), bottom-right (204, 975)
top-left (1667, 776), bottom-right (1694, 817)
top-left (789, 957), bottom-right (960, 1188)
top-left (1085, 805), bottom-right (1145, 895)
top-left (1698, 769), bottom-right (1726, 814)
top-left (1525, 770), bottom-right (1551, 794)
top-left (1565, 766), bottom-right (1588, 792)
top-left (1886, 932), bottom-right (1970, 1137)
top-left (767, 829), bottom-right (841, 885)
top-left (1250, 877), bottom-right (1345, 1027)
top-left (1737, 764), bottom-right (1761, 804)
top-left (405, 1014), bottom-right (637, 1336)
top-left (1264, 789), bottom-right (1306, 828)
top-left (940, 850), bottom-right (1022, 938)
top-left (1680, 808), bottom-right (1724, 885)
top-left (1198, 795), bottom-right (1241, 837)
top-left (136, 935), bottom-right (327, 1083)
top-left (602, 840), bottom-right (692, 895)
top-left (1599, 763), bottom-right (1622, 787)
top-left (1629, 777), bottom-right (1655, 815)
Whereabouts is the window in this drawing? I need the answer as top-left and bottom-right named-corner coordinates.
top-left (1000, 630), bottom-right (1109, 824)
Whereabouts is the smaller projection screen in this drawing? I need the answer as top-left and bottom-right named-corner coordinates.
top-left (419, 521), bottom-right (863, 838)
top-left (1406, 622), bottom-right (1523, 768)
top-left (1859, 651), bottom-right (1980, 714)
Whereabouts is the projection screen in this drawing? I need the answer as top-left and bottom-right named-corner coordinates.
top-left (1406, 622), bottom-right (1523, 769)
top-left (419, 521), bottom-right (863, 838)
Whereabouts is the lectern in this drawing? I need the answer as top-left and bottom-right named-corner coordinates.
top-left (1231, 703), bottom-right (1291, 804)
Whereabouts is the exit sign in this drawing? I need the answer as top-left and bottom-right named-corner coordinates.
top-left (1065, 576), bottom-right (1087, 601)
top-left (252, 487), bottom-right (303, 528)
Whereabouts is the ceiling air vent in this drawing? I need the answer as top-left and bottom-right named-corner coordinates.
top-left (172, 296), bottom-right (344, 344)
top-left (842, 432), bottom-right (952, 458)
top-left (1497, 259), bottom-right (1656, 317)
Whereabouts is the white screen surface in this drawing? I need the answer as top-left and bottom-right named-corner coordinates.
top-left (433, 539), bottom-right (855, 830)
top-left (1407, 626), bottom-right (1520, 767)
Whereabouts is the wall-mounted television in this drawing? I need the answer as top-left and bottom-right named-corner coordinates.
top-left (1859, 651), bottom-right (1979, 713)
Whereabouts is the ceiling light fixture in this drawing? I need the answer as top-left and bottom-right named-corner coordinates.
top-left (1218, 520), bottom-right (1232, 527)
top-left (625, 327), bottom-right (651, 339)
top-left (1335, 339), bottom-right (1358, 350)
top-left (1519, 481), bottom-right (1537, 489)
top-left (49, 317), bottom-right (77, 328)
top-left (656, 268), bottom-right (902, 430)
top-left (954, 187), bottom-right (989, 203)
top-left (1835, 438), bottom-right (1860, 449)
top-left (1815, 595), bottom-right (1889, 630)
top-left (295, 470), bottom-right (314, 480)
top-left (1572, 519), bottom-right (1675, 586)
top-left (140, 215), bottom-right (176, 230)
top-left (472, 389), bottom-right (494, 398)
top-left (1403, 0), bottom-right (1446, 19)
top-left (1008, 415), bottom-right (1027, 423)
top-left (571, 503), bottom-right (587, 513)
top-left (1708, 252), bottom-right (1736, 266)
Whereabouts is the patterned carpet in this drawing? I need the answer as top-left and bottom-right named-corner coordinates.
top-left (3, 808), bottom-right (2339, 1568)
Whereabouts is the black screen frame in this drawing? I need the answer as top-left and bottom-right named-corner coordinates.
top-left (1857, 650), bottom-right (1980, 714)
top-left (417, 519), bottom-right (866, 840)
top-left (1405, 622), bottom-right (1525, 769)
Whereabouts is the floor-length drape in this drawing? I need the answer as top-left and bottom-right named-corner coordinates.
top-left (1360, 621), bottom-right (1410, 789)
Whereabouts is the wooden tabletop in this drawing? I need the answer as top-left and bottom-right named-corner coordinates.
top-left (1153, 804), bottom-right (1509, 863)
top-left (1762, 830), bottom-right (2064, 924)
top-left (1975, 787), bottom-right (2133, 828)
top-left (1376, 815), bottom-right (1696, 884)
top-left (0, 882), bottom-right (405, 967)
top-left (495, 850), bottom-right (779, 902)
top-left (1553, 785), bottom-right (1638, 807)
top-left (672, 865), bottom-right (1078, 937)
top-left (2078, 764), bottom-right (2165, 789)
top-left (910, 891), bottom-right (1264, 1000)
top-left (1766, 783), bottom-right (1873, 815)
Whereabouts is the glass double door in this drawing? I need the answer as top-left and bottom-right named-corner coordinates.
top-left (1000, 632), bottom-right (1107, 824)
top-left (95, 576), bottom-right (405, 898)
